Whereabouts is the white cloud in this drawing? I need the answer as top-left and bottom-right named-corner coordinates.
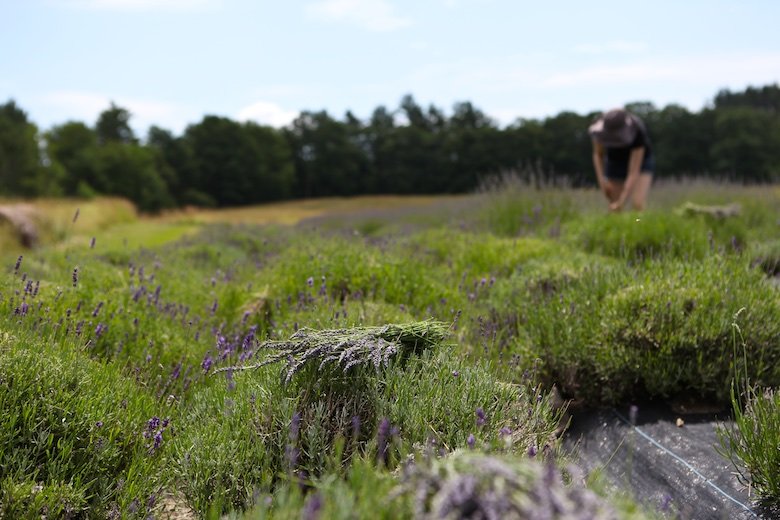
top-left (573, 41), bottom-right (649, 55)
top-left (236, 101), bottom-right (299, 128)
top-left (54, 0), bottom-right (219, 12)
top-left (38, 90), bottom-right (191, 134)
top-left (543, 52), bottom-right (780, 88)
top-left (305, 0), bottom-right (412, 32)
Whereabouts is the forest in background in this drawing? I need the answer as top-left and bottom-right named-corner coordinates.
top-left (1, 83), bottom-right (779, 212)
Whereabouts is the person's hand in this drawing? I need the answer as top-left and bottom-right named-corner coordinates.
top-left (609, 200), bottom-right (623, 212)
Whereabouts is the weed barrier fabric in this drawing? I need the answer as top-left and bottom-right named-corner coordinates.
top-left (563, 403), bottom-right (773, 519)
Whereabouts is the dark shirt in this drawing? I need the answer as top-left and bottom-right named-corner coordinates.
top-left (605, 119), bottom-right (654, 179)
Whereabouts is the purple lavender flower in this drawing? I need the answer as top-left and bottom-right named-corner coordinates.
top-left (306, 276), bottom-right (314, 287)
top-left (467, 434), bottom-right (475, 449)
top-left (351, 415), bottom-right (361, 438)
top-left (528, 445), bottom-right (537, 458)
top-left (475, 407), bottom-right (486, 427)
top-left (72, 208), bottom-right (80, 223)
top-left (95, 323), bottom-right (107, 337)
top-left (302, 492), bottom-right (323, 520)
top-left (14, 255), bottom-right (22, 274)
top-left (153, 430), bottom-right (163, 451)
top-left (285, 445), bottom-right (300, 470)
top-left (201, 353), bottom-right (213, 373)
top-left (90, 237), bottom-right (96, 249)
top-left (289, 411), bottom-right (301, 442)
top-left (499, 427), bottom-right (512, 437)
top-left (452, 370), bottom-right (460, 377)
top-left (92, 301), bottom-right (104, 317)
top-left (377, 417), bottom-right (392, 465)
top-left (146, 416), bottom-right (161, 432)
top-left (72, 267), bottom-right (79, 287)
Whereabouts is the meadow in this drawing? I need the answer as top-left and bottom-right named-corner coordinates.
top-left (1, 177), bottom-right (779, 519)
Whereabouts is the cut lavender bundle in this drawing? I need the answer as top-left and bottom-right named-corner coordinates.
top-left (214, 320), bottom-right (450, 383)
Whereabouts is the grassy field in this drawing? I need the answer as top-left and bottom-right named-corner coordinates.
top-left (1, 179), bottom-right (779, 518)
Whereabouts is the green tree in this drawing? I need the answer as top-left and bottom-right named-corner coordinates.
top-left (185, 116), bottom-right (296, 206)
top-left (147, 126), bottom-right (191, 205)
top-left (539, 111), bottom-right (592, 185)
top-left (710, 107), bottom-right (780, 182)
top-left (651, 104), bottom-right (713, 177)
top-left (243, 122), bottom-right (295, 201)
top-left (444, 102), bottom-right (505, 191)
top-left (92, 142), bottom-right (174, 211)
top-left (286, 111), bottom-right (366, 198)
top-left (96, 103), bottom-right (136, 145)
top-left (0, 100), bottom-right (60, 196)
top-left (46, 121), bottom-right (100, 196)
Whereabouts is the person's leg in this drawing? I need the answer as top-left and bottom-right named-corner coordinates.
top-left (604, 179), bottom-right (624, 203)
top-left (630, 173), bottom-right (653, 210)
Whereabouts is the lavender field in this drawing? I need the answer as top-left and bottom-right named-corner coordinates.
top-left (1, 180), bottom-right (779, 519)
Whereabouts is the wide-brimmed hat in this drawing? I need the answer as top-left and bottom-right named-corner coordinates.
top-left (588, 108), bottom-right (638, 147)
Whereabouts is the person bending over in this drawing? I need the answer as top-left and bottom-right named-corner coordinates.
top-left (588, 108), bottom-right (654, 211)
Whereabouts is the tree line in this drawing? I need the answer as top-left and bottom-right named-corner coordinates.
top-left (1, 84), bottom-right (779, 212)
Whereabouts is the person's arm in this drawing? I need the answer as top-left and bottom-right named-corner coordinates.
top-left (610, 146), bottom-right (645, 211)
top-left (591, 140), bottom-right (608, 197)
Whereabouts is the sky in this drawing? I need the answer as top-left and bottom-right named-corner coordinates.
top-left (3, 0), bottom-right (780, 136)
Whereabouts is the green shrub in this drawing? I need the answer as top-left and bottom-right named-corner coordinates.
top-left (169, 338), bottom-right (561, 515)
top-left (476, 176), bottom-right (581, 237)
top-left (0, 333), bottom-right (166, 518)
top-left (491, 255), bottom-right (780, 404)
top-left (718, 386), bottom-right (780, 506)
top-left (750, 238), bottom-right (780, 276)
top-left (576, 212), bottom-right (710, 262)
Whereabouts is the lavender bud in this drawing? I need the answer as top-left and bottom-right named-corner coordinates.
top-left (629, 405), bottom-right (639, 426)
top-left (475, 407), bottom-right (486, 427)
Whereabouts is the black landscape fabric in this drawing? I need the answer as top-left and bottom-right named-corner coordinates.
top-left (564, 403), bottom-right (777, 520)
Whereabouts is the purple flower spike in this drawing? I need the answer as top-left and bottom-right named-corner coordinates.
top-left (475, 407), bottom-right (486, 427)
top-left (201, 354), bottom-right (213, 373)
top-left (302, 492), bottom-right (323, 520)
top-left (467, 433), bottom-right (475, 449)
top-left (528, 445), bottom-right (537, 458)
top-left (14, 255), bottom-right (22, 274)
top-left (289, 412), bottom-right (301, 442)
top-left (629, 405), bottom-right (639, 425)
top-left (377, 417), bottom-right (393, 465)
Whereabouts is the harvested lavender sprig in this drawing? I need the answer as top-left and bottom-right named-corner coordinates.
top-left (213, 320), bottom-right (450, 384)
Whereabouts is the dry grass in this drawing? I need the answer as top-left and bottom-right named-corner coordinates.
top-left (156, 195), bottom-right (468, 226)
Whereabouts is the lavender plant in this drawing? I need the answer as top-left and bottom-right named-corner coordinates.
top-left (393, 451), bottom-right (645, 520)
top-left (216, 320), bottom-right (450, 383)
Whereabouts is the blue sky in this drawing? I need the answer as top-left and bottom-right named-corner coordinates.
top-left (3, 0), bottom-right (779, 136)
